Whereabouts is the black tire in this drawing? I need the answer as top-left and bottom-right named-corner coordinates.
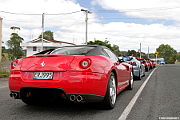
top-left (145, 67), bottom-right (149, 72)
top-left (127, 72), bottom-right (134, 90)
top-left (102, 72), bottom-right (117, 109)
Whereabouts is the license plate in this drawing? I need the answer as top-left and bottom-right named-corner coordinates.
top-left (33, 72), bottom-right (53, 80)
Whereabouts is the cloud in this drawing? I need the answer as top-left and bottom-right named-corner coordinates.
top-left (0, 0), bottom-right (92, 42)
top-left (86, 22), bottom-right (180, 52)
top-left (94, 0), bottom-right (180, 21)
top-left (1, 0), bottom-right (180, 53)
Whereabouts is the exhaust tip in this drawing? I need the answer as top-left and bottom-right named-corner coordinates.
top-left (76, 95), bottom-right (83, 102)
top-left (10, 92), bottom-right (19, 99)
top-left (14, 93), bottom-right (18, 98)
top-left (69, 95), bottom-right (76, 101)
top-left (10, 93), bottom-right (14, 97)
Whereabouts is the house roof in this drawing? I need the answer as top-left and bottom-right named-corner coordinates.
top-left (31, 38), bottom-right (76, 45)
top-left (47, 39), bottom-right (76, 45)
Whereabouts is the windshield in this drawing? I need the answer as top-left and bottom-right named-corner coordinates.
top-left (123, 56), bottom-right (133, 61)
top-left (50, 46), bottom-right (95, 55)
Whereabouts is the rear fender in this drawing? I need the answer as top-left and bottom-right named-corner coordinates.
top-left (69, 55), bottom-right (112, 74)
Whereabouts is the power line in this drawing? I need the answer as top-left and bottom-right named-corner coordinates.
top-left (0, 10), bottom-right (81, 16)
top-left (46, 11), bottom-right (81, 15)
top-left (0, 11), bottom-right (41, 15)
top-left (1, 6), bottom-right (179, 16)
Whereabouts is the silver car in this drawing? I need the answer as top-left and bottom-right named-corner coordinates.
top-left (122, 56), bottom-right (145, 80)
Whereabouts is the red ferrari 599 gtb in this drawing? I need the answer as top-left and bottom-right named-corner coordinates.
top-left (9, 45), bottom-right (133, 109)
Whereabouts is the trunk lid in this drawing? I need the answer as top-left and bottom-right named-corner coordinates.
top-left (21, 54), bottom-right (75, 71)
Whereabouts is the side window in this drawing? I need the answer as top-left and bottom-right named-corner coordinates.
top-left (104, 49), bottom-right (119, 61)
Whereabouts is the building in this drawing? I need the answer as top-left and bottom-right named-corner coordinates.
top-left (21, 38), bottom-right (75, 56)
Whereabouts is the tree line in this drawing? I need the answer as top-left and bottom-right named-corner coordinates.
top-left (1, 26), bottom-right (180, 64)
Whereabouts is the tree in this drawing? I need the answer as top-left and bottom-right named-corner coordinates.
top-left (7, 27), bottom-right (24, 60)
top-left (10, 26), bottom-right (20, 31)
top-left (111, 45), bottom-right (121, 56)
top-left (156, 44), bottom-right (177, 64)
top-left (38, 30), bottom-right (54, 40)
top-left (88, 40), bottom-right (112, 49)
top-left (127, 50), bottom-right (137, 56)
top-left (176, 52), bottom-right (180, 62)
top-left (87, 40), bottom-right (121, 56)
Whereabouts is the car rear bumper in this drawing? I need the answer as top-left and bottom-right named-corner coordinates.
top-left (9, 71), bottom-right (108, 97)
top-left (10, 87), bottom-right (104, 102)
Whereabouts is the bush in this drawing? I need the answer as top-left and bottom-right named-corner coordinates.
top-left (0, 70), bottom-right (10, 78)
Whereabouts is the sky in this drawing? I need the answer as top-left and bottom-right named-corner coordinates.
top-left (1, 0), bottom-right (180, 53)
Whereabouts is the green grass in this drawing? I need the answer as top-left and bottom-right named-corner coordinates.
top-left (0, 70), bottom-right (10, 78)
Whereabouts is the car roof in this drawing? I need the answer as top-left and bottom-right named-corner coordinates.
top-left (61, 45), bottom-right (108, 49)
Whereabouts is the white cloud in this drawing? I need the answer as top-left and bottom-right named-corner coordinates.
top-left (94, 0), bottom-right (180, 21)
top-left (0, 0), bottom-right (90, 42)
top-left (1, 0), bottom-right (180, 53)
top-left (86, 22), bottom-right (180, 52)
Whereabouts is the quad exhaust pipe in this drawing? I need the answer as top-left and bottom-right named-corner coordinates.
top-left (69, 95), bottom-right (76, 101)
top-left (10, 92), bottom-right (19, 99)
top-left (69, 95), bottom-right (83, 102)
top-left (76, 95), bottom-right (83, 102)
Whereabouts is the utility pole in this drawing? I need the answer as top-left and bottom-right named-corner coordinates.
top-left (0, 17), bottom-right (2, 62)
top-left (140, 43), bottom-right (142, 59)
top-left (81, 9), bottom-right (91, 45)
top-left (41, 13), bottom-right (45, 51)
top-left (156, 54), bottom-right (158, 63)
top-left (148, 46), bottom-right (150, 59)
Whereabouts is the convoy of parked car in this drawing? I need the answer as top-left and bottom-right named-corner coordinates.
top-left (119, 56), bottom-right (156, 80)
top-left (8, 45), bottom-right (157, 109)
top-left (119, 56), bottom-right (145, 80)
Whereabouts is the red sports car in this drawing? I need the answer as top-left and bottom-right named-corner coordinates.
top-left (138, 59), bottom-right (151, 72)
top-left (9, 45), bottom-right (133, 109)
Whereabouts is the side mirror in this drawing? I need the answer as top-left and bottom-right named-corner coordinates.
top-left (118, 58), bottom-right (124, 63)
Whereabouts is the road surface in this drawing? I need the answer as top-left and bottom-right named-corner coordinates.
top-left (0, 64), bottom-right (179, 120)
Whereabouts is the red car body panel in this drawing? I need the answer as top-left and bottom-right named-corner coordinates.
top-left (9, 54), bottom-right (132, 98)
top-left (139, 59), bottom-right (150, 68)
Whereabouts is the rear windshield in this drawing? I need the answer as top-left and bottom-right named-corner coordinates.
top-left (50, 46), bottom-right (95, 55)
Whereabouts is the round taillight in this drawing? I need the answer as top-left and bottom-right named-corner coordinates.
top-left (11, 60), bottom-right (18, 69)
top-left (12, 62), bottom-right (17, 67)
top-left (80, 58), bottom-right (91, 69)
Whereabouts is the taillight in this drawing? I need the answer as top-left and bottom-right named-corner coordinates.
top-left (11, 60), bottom-right (18, 69)
top-left (79, 58), bottom-right (91, 69)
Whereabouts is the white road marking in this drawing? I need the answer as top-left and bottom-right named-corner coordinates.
top-left (118, 68), bottom-right (157, 120)
top-left (0, 86), bottom-right (8, 89)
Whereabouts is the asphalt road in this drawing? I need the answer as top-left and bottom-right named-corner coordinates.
top-left (0, 64), bottom-right (179, 120)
